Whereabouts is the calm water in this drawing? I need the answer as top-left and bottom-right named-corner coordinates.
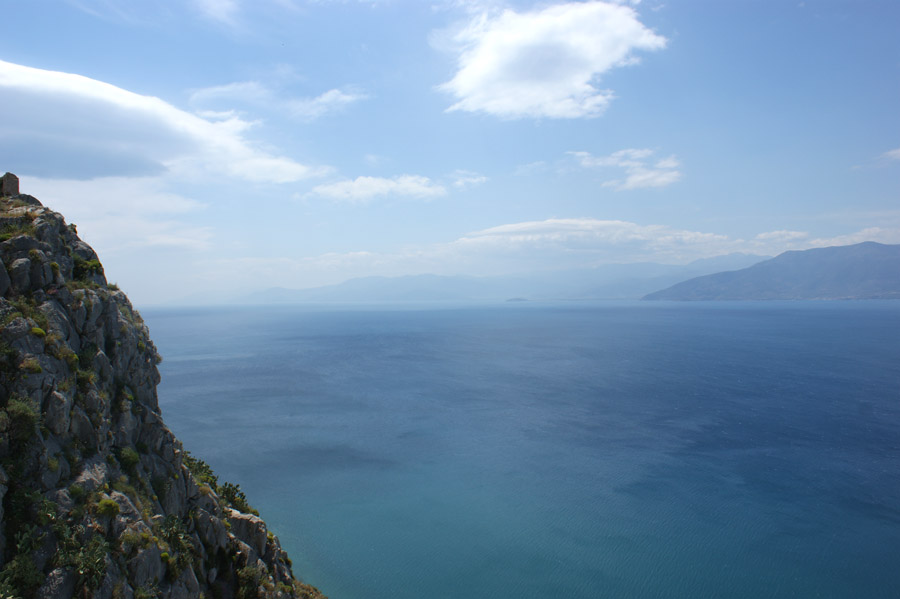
top-left (142, 301), bottom-right (900, 599)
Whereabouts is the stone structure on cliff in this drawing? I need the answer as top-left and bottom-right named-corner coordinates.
top-left (0, 177), bottom-right (326, 598)
top-left (0, 174), bottom-right (17, 198)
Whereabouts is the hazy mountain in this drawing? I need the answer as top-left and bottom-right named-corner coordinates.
top-left (643, 242), bottom-right (900, 300)
top-left (244, 253), bottom-right (768, 304)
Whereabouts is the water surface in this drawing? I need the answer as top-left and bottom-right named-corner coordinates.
top-left (143, 301), bottom-right (900, 598)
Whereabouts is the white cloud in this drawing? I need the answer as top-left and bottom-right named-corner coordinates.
top-left (451, 170), bottom-right (488, 188)
top-left (459, 218), bottom-right (726, 252)
top-left (192, 0), bottom-right (240, 25)
top-left (310, 175), bottom-right (447, 203)
top-left (570, 148), bottom-right (681, 190)
top-left (189, 81), bottom-right (272, 105)
top-left (190, 81), bottom-right (368, 121)
top-left (808, 227), bottom-right (900, 248)
top-left (438, 1), bottom-right (666, 119)
top-left (287, 89), bottom-right (369, 120)
top-left (25, 176), bottom-right (213, 252)
top-left (0, 59), bottom-right (326, 183)
top-left (882, 148), bottom-right (900, 161)
top-left (197, 218), bottom-right (900, 297)
top-left (754, 230), bottom-right (808, 242)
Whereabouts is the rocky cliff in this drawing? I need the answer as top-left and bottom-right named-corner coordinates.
top-left (0, 178), bottom-right (326, 599)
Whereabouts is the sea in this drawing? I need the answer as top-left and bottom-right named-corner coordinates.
top-left (141, 301), bottom-right (900, 599)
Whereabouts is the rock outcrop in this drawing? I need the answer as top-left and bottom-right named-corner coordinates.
top-left (0, 181), bottom-right (326, 598)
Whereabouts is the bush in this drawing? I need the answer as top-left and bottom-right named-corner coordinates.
top-left (236, 565), bottom-right (264, 599)
top-left (69, 483), bottom-right (86, 503)
top-left (97, 498), bottom-right (120, 517)
top-left (117, 447), bottom-right (140, 474)
top-left (74, 535), bottom-right (109, 590)
top-left (219, 481), bottom-right (256, 515)
top-left (19, 357), bottom-right (42, 374)
top-left (73, 256), bottom-right (103, 281)
top-left (0, 553), bottom-right (43, 598)
top-left (183, 452), bottom-right (218, 488)
top-left (6, 396), bottom-right (39, 447)
top-left (30, 326), bottom-right (46, 338)
top-left (76, 369), bottom-right (96, 390)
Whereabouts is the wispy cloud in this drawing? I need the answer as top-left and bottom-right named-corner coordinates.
top-left (310, 175), bottom-right (447, 203)
top-left (754, 230), bottom-right (809, 243)
top-left (450, 170), bottom-right (488, 189)
top-left (190, 81), bottom-right (368, 121)
top-left (882, 148), bottom-right (900, 161)
top-left (202, 218), bottom-right (900, 294)
top-left (287, 88), bottom-right (369, 120)
top-left (569, 148), bottom-right (682, 190)
top-left (438, 1), bottom-right (666, 119)
top-left (26, 176), bottom-right (213, 252)
top-left (193, 0), bottom-right (240, 25)
top-left (808, 227), bottom-right (900, 248)
top-left (0, 59), bottom-right (327, 183)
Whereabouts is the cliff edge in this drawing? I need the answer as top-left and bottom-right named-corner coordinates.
top-left (0, 175), bottom-right (326, 599)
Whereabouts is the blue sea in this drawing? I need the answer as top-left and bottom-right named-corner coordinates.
top-left (142, 301), bottom-right (900, 599)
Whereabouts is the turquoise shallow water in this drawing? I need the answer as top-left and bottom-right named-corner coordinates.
top-left (143, 301), bottom-right (900, 599)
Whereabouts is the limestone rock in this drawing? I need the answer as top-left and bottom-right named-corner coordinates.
top-left (0, 185), bottom-right (327, 599)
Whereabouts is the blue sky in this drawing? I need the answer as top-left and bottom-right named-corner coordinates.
top-left (1, 0), bottom-right (898, 305)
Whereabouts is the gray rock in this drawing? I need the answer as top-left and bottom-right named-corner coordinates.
top-left (0, 465), bottom-right (6, 563)
top-left (195, 508), bottom-right (229, 553)
top-left (0, 196), bottom-right (321, 599)
top-left (43, 390), bottom-right (72, 436)
top-left (36, 567), bottom-right (77, 599)
top-left (72, 455), bottom-right (109, 493)
top-left (0, 261), bottom-right (9, 297)
top-left (69, 405), bottom-right (97, 449)
top-left (128, 545), bottom-right (165, 590)
top-left (227, 508), bottom-right (269, 558)
top-left (8, 257), bottom-right (31, 292)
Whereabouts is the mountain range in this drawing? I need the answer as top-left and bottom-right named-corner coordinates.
top-left (244, 253), bottom-right (768, 304)
top-left (643, 241), bottom-right (900, 300)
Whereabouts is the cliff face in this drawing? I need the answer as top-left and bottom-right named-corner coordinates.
top-left (0, 182), bottom-right (325, 599)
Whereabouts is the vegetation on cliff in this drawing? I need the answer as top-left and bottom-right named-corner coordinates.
top-left (0, 180), bottom-right (326, 599)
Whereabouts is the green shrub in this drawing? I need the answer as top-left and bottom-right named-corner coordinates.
top-left (59, 347), bottom-right (78, 369)
top-left (219, 481), bottom-right (257, 515)
top-left (76, 369), bottom-right (96, 390)
top-left (0, 221), bottom-right (35, 241)
top-left (74, 535), bottom-right (109, 590)
top-left (0, 340), bottom-right (18, 373)
top-left (96, 498), bottom-right (120, 517)
top-left (69, 483), bottom-right (86, 503)
top-left (73, 256), bottom-right (103, 281)
top-left (30, 326), bottom-right (46, 338)
top-left (19, 357), bottom-right (42, 374)
top-left (236, 565), bottom-right (264, 599)
top-left (133, 584), bottom-right (160, 599)
top-left (6, 396), bottom-right (39, 447)
top-left (0, 552), bottom-right (43, 598)
top-left (117, 447), bottom-right (140, 474)
top-left (183, 452), bottom-right (219, 488)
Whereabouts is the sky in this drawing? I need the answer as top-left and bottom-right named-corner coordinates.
top-left (1, 0), bottom-right (898, 306)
